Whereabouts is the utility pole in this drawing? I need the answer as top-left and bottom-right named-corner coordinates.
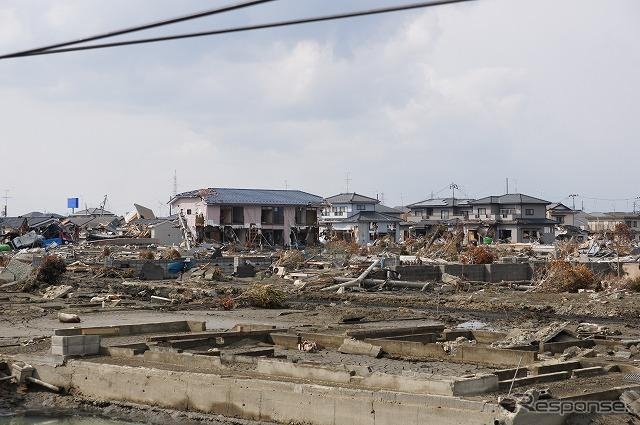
top-left (1, 190), bottom-right (10, 217)
top-left (172, 170), bottom-right (178, 198)
top-left (450, 183), bottom-right (459, 207)
top-left (568, 194), bottom-right (579, 210)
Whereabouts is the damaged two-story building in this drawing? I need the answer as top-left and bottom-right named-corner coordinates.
top-left (406, 193), bottom-right (557, 244)
top-left (169, 188), bottom-right (325, 248)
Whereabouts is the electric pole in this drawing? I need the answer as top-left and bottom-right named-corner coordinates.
top-left (568, 194), bottom-right (579, 210)
top-left (1, 190), bottom-right (11, 217)
top-left (450, 183), bottom-right (459, 207)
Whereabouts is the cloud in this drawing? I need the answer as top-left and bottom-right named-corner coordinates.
top-left (0, 8), bottom-right (24, 47)
top-left (0, 0), bottom-right (638, 213)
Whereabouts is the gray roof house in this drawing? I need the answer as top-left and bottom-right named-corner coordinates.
top-left (321, 193), bottom-right (402, 244)
top-left (169, 188), bottom-right (325, 248)
top-left (468, 194), bottom-right (557, 243)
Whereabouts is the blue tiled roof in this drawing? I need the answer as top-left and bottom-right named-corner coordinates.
top-left (173, 188), bottom-right (325, 206)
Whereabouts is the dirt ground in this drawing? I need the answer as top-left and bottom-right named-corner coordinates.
top-left (3, 273), bottom-right (640, 424)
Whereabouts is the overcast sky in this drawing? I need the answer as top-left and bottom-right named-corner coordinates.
top-left (0, 0), bottom-right (638, 216)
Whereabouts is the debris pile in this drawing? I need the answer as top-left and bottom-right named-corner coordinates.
top-left (533, 260), bottom-right (599, 293)
top-left (242, 284), bottom-right (286, 308)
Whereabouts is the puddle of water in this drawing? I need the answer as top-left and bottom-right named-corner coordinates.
top-left (457, 320), bottom-right (489, 330)
top-left (0, 414), bottom-right (136, 425)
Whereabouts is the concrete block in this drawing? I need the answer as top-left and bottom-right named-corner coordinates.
top-left (364, 339), bottom-right (448, 360)
top-left (383, 333), bottom-right (439, 343)
top-left (6, 258), bottom-right (33, 281)
top-left (493, 367), bottom-right (528, 381)
top-left (443, 330), bottom-right (474, 341)
top-left (452, 374), bottom-right (499, 396)
top-left (338, 338), bottom-right (382, 358)
top-left (256, 359), bottom-right (352, 383)
top-left (346, 324), bottom-right (445, 339)
top-left (499, 371), bottom-right (570, 390)
top-left (140, 262), bottom-right (164, 280)
top-left (10, 363), bottom-right (34, 383)
top-left (571, 366), bottom-right (606, 378)
top-left (0, 269), bottom-right (16, 283)
top-left (269, 333), bottom-right (300, 349)
top-left (235, 264), bottom-right (256, 278)
top-left (540, 339), bottom-right (595, 354)
top-left (530, 361), bottom-right (582, 375)
top-left (456, 346), bottom-right (537, 366)
top-left (50, 335), bottom-right (101, 356)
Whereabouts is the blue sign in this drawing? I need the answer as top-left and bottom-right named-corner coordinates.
top-left (67, 198), bottom-right (79, 209)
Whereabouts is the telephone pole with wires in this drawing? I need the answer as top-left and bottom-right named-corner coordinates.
top-left (568, 194), bottom-right (579, 210)
top-left (1, 190), bottom-right (11, 217)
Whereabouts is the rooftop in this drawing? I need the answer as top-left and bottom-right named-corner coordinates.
top-left (471, 193), bottom-right (550, 205)
top-left (407, 197), bottom-right (473, 208)
top-left (325, 193), bottom-right (380, 205)
top-left (338, 210), bottom-right (402, 223)
top-left (172, 188), bottom-right (325, 207)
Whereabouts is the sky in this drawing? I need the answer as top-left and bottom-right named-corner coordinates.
top-left (0, 0), bottom-right (638, 216)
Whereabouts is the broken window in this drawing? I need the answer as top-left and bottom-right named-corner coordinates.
top-left (273, 207), bottom-right (284, 225)
top-left (525, 209), bottom-right (534, 216)
top-left (498, 229), bottom-right (512, 241)
top-left (261, 208), bottom-right (274, 225)
top-left (306, 208), bottom-right (318, 225)
top-left (232, 207), bottom-right (244, 225)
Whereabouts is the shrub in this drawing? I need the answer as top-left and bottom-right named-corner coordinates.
top-left (324, 240), bottom-right (361, 255)
top-left (37, 255), bottom-right (67, 284)
top-left (161, 248), bottom-right (182, 260)
top-left (275, 250), bottom-right (305, 269)
top-left (535, 260), bottom-right (598, 293)
top-left (244, 284), bottom-right (285, 308)
top-left (138, 250), bottom-right (155, 260)
top-left (461, 246), bottom-right (497, 264)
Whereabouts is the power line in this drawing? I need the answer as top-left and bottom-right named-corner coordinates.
top-left (1, 0), bottom-right (476, 59)
top-left (0, 0), bottom-right (278, 59)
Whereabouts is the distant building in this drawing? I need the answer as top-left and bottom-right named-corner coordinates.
top-left (404, 193), bottom-right (557, 244)
top-left (169, 188), bottom-right (324, 247)
top-left (468, 194), bottom-right (556, 244)
top-left (320, 193), bottom-right (402, 244)
top-left (585, 212), bottom-right (640, 240)
top-left (406, 197), bottom-right (474, 236)
top-left (546, 203), bottom-right (588, 228)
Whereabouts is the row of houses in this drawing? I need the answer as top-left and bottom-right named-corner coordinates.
top-left (2, 187), bottom-right (638, 249)
top-left (169, 187), bottom-right (640, 247)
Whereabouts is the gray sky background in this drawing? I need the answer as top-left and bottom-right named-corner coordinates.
top-left (0, 0), bottom-right (638, 216)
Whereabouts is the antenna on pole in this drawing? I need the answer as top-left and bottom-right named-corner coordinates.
top-left (345, 172), bottom-right (352, 193)
top-left (506, 178), bottom-right (509, 194)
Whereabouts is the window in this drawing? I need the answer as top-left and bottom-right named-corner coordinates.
top-left (525, 209), bottom-right (534, 216)
top-left (441, 210), bottom-right (449, 219)
top-left (186, 209), bottom-right (192, 215)
top-left (356, 204), bottom-right (366, 210)
top-left (478, 208), bottom-right (486, 216)
top-left (634, 221), bottom-right (638, 228)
